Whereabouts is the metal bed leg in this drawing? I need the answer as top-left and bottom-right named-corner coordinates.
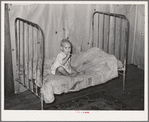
top-left (40, 92), bottom-right (44, 110)
top-left (123, 70), bottom-right (126, 91)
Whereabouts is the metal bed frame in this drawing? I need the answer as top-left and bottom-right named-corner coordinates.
top-left (92, 11), bottom-right (129, 91)
top-left (14, 11), bottom-right (129, 110)
top-left (15, 17), bottom-right (44, 109)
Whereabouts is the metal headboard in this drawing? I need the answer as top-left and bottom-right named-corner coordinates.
top-left (15, 18), bottom-right (44, 109)
top-left (92, 11), bottom-right (129, 90)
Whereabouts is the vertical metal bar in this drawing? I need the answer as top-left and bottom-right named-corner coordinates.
top-left (41, 29), bottom-right (44, 84)
top-left (41, 93), bottom-right (44, 110)
top-left (15, 19), bottom-right (20, 93)
top-left (15, 19), bottom-right (18, 75)
top-left (97, 14), bottom-right (99, 48)
top-left (35, 29), bottom-right (38, 96)
top-left (113, 15), bottom-right (116, 55)
top-left (18, 20), bottom-right (21, 86)
top-left (92, 13), bottom-right (94, 48)
top-left (123, 18), bottom-right (129, 91)
top-left (107, 15), bottom-right (110, 53)
top-left (27, 24), bottom-right (30, 89)
top-left (32, 26), bottom-right (34, 92)
top-left (131, 5), bottom-right (138, 63)
top-left (38, 27), bottom-right (44, 94)
top-left (32, 27), bottom-right (35, 90)
top-left (102, 14), bottom-right (105, 50)
top-left (24, 23), bottom-right (27, 88)
top-left (26, 24), bottom-right (29, 89)
top-left (38, 30), bottom-right (42, 97)
top-left (119, 18), bottom-right (122, 60)
top-left (23, 22), bottom-right (25, 86)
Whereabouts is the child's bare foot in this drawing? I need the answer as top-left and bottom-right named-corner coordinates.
top-left (70, 72), bottom-right (79, 77)
top-left (78, 71), bottom-right (86, 75)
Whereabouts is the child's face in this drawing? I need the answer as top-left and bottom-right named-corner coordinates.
top-left (61, 42), bottom-right (71, 55)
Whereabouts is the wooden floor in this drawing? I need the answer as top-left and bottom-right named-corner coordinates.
top-left (4, 64), bottom-right (144, 110)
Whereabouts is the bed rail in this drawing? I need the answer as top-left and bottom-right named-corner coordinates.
top-left (15, 18), bottom-right (44, 109)
top-left (92, 11), bottom-right (129, 90)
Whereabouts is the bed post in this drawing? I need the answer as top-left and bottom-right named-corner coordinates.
top-left (41, 92), bottom-right (44, 110)
top-left (91, 12), bottom-right (95, 48)
top-left (123, 67), bottom-right (126, 91)
top-left (123, 17), bottom-right (129, 91)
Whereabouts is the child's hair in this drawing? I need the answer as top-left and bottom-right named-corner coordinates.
top-left (60, 39), bottom-right (72, 47)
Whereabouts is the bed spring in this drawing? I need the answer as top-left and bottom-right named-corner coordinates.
top-left (92, 11), bottom-right (129, 90)
top-left (15, 18), bottom-right (44, 110)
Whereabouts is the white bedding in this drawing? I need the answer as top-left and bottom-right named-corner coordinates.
top-left (41, 47), bottom-right (122, 103)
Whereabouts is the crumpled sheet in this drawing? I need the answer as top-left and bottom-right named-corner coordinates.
top-left (41, 47), bottom-right (121, 103)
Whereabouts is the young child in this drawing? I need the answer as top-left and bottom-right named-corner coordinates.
top-left (51, 39), bottom-right (79, 77)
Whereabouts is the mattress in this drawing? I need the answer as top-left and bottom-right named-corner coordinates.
top-left (41, 47), bottom-right (121, 103)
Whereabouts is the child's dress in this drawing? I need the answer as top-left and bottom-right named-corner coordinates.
top-left (51, 51), bottom-right (71, 75)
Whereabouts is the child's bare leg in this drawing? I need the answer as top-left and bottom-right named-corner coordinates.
top-left (71, 66), bottom-right (86, 75)
top-left (70, 66), bottom-right (79, 76)
top-left (55, 66), bottom-right (70, 76)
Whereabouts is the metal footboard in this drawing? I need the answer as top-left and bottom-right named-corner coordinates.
top-left (92, 11), bottom-right (129, 90)
top-left (15, 18), bottom-right (44, 109)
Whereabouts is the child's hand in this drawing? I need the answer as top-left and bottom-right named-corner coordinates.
top-left (67, 53), bottom-right (71, 58)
